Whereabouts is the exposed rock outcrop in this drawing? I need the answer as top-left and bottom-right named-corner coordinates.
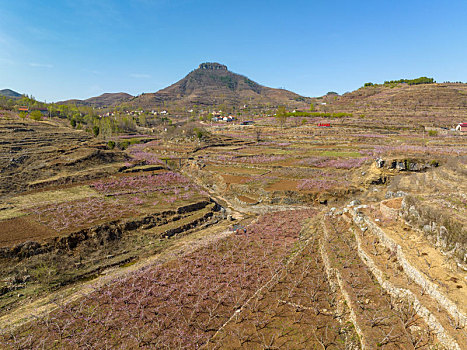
top-left (198, 62), bottom-right (227, 70)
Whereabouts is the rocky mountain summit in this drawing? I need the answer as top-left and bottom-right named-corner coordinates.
top-left (129, 62), bottom-right (310, 109)
top-left (198, 62), bottom-right (228, 70)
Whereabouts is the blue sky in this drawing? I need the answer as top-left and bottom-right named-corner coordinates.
top-left (1, 0), bottom-right (467, 102)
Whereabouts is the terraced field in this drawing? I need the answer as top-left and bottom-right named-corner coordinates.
top-left (0, 109), bottom-right (465, 349)
top-left (0, 114), bottom-right (222, 316)
top-left (0, 112), bottom-right (126, 197)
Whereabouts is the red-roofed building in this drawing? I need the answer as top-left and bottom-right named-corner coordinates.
top-left (18, 106), bottom-right (28, 112)
top-left (456, 123), bottom-right (467, 132)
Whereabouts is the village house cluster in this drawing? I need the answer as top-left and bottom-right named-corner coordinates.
top-left (212, 115), bottom-right (237, 122)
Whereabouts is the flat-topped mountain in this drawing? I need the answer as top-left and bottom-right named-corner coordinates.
top-left (59, 92), bottom-right (134, 108)
top-left (0, 89), bottom-right (22, 98)
top-left (58, 63), bottom-right (309, 110)
top-left (130, 62), bottom-right (310, 109)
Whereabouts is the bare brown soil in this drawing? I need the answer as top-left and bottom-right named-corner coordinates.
top-left (237, 195), bottom-right (257, 204)
top-left (0, 216), bottom-right (54, 247)
top-left (221, 174), bottom-right (250, 185)
top-left (374, 215), bottom-right (466, 314)
top-left (322, 216), bottom-right (430, 348)
top-left (207, 217), bottom-right (359, 349)
top-left (265, 179), bottom-right (298, 191)
top-left (1, 210), bottom-right (315, 349)
top-left (0, 220), bottom-right (235, 335)
top-left (384, 197), bottom-right (403, 209)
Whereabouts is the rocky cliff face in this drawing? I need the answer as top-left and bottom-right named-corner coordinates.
top-left (198, 62), bottom-right (227, 70)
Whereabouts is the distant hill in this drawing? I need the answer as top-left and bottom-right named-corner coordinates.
top-left (320, 82), bottom-right (467, 126)
top-left (329, 83), bottom-right (467, 109)
top-left (0, 89), bottom-right (22, 98)
top-left (130, 63), bottom-right (310, 110)
top-left (59, 92), bottom-right (134, 108)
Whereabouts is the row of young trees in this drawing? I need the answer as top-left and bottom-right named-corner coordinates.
top-left (3, 94), bottom-right (176, 139)
top-left (0, 92), bottom-right (170, 130)
top-left (364, 77), bottom-right (435, 87)
top-left (3, 94), bottom-right (346, 136)
top-left (0, 95), bottom-right (47, 111)
top-left (1, 210), bottom-right (316, 349)
top-left (274, 105), bottom-right (353, 127)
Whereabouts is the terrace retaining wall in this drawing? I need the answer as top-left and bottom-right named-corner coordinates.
top-left (400, 196), bottom-right (466, 265)
top-left (0, 200), bottom-right (217, 260)
top-left (350, 208), bottom-right (467, 330)
top-left (348, 222), bottom-right (461, 350)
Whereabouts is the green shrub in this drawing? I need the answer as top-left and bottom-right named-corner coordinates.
top-left (384, 77), bottom-right (435, 85)
top-left (193, 127), bottom-right (205, 140)
top-left (92, 125), bottom-right (100, 137)
top-left (428, 130), bottom-right (438, 137)
top-left (19, 111), bottom-right (27, 119)
top-left (118, 140), bottom-right (130, 150)
top-left (332, 112), bottom-right (352, 118)
top-left (107, 140), bottom-right (116, 149)
top-left (29, 110), bottom-right (42, 121)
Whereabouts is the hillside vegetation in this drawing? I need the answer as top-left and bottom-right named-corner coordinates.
top-left (320, 82), bottom-right (467, 127)
top-left (60, 92), bottom-right (134, 108)
top-left (128, 62), bottom-right (310, 110)
top-left (0, 89), bottom-right (22, 99)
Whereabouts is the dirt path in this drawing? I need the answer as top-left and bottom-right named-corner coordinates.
top-left (0, 221), bottom-right (234, 334)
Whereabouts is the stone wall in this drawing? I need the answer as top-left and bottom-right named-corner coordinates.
top-left (379, 199), bottom-right (400, 220)
top-left (401, 196), bottom-right (466, 264)
top-left (348, 221), bottom-right (461, 350)
top-left (351, 209), bottom-right (467, 330)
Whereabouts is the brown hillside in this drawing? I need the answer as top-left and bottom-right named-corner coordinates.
top-left (59, 92), bottom-right (134, 108)
top-left (324, 83), bottom-right (467, 126)
top-left (130, 62), bottom-right (310, 110)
